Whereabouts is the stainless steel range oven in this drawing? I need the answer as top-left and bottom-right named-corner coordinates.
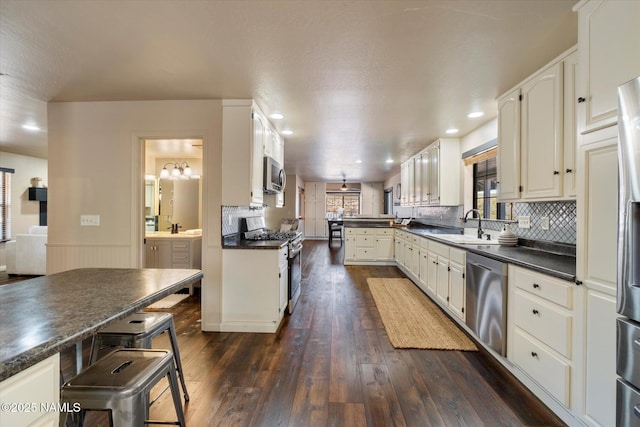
top-left (287, 234), bottom-right (303, 314)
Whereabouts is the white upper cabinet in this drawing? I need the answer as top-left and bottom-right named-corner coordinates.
top-left (400, 138), bottom-right (460, 207)
top-left (575, 0), bottom-right (640, 134)
top-left (520, 61), bottom-right (564, 200)
top-left (497, 87), bottom-right (521, 201)
top-left (497, 48), bottom-right (577, 202)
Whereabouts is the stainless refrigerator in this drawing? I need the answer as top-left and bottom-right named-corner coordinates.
top-left (616, 75), bottom-right (640, 427)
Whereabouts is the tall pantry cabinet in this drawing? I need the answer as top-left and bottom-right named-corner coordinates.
top-left (304, 182), bottom-right (327, 238)
top-left (574, 1), bottom-right (640, 426)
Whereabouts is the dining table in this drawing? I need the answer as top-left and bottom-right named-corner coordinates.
top-left (0, 267), bottom-right (203, 382)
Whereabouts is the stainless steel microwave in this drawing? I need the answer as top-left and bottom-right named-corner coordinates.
top-left (263, 156), bottom-right (286, 193)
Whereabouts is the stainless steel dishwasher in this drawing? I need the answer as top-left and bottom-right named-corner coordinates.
top-left (465, 252), bottom-right (508, 356)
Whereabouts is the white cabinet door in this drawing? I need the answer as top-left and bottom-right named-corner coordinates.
top-left (563, 51), bottom-right (578, 198)
top-left (251, 112), bottom-right (265, 205)
top-left (576, 129), bottom-right (618, 427)
top-left (375, 236), bottom-right (394, 261)
top-left (449, 260), bottom-right (465, 321)
top-left (521, 62), bottom-right (563, 199)
top-left (497, 87), bottom-right (522, 201)
top-left (428, 143), bottom-right (440, 204)
top-left (413, 156), bottom-right (422, 205)
top-left (418, 248), bottom-right (429, 292)
top-left (394, 238), bottom-right (404, 265)
top-left (427, 252), bottom-right (438, 296)
top-left (576, 0), bottom-right (640, 133)
top-left (436, 257), bottom-right (449, 306)
top-left (420, 151), bottom-right (431, 204)
top-left (400, 162), bottom-right (409, 206)
top-left (408, 157), bottom-right (416, 205)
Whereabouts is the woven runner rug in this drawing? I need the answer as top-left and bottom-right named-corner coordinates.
top-left (367, 278), bottom-right (477, 351)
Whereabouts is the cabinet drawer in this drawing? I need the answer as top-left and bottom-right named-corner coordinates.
top-left (512, 329), bottom-right (570, 405)
top-left (356, 228), bottom-right (374, 235)
top-left (411, 235), bottom-right (419, 244)
top-left (356, 247), bottom-right (375, 260)
top-left (429, 241), bottom-right (449, 258)
top-left (449, 248), bottom-right (466, 265)
top-left (356, 235), bottom-right (375, 248)
top-left (514, 290), bottom-right (572, 358)
top-left (172, 253), bottom-right (191, 264)
top-left (172, 241), bottom-right (191, 252)
top-left (377, 228), bottom-right (394, 237)
top-left (420, 237), bottom-right (429, 250)
top-left (346, 228), bottom-right (356, 235)
top-left (511, 266), bottom-right (573, 309)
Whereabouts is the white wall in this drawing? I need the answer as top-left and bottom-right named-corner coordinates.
top-left (47, 100), bottom-right (223, 331)
top-left (0, 152), bottom-right (48, 268)
top-left (460, 118), bottom-right (498, 210)
top-left (264, 174), bottom-right (303, 230)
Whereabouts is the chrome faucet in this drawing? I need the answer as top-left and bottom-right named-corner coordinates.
top-left (463, 209), bottom-right (484, 239)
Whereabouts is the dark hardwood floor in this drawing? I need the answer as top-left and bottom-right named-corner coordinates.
top-left (3, 241), bottom-right (566, 426)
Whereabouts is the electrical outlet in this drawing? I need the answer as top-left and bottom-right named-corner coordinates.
top-left (541, 216), bottom-right (550, 230)
top-left (518, 216), bottom-right (531, 229)
top-left (80, 215), bottom-right (100, 226)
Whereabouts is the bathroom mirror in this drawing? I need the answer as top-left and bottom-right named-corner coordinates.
top-left (157, 178), bottom-right (200, 232)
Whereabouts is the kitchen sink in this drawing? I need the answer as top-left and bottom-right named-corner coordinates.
top-left (435, 234), bottom-right (501, 245)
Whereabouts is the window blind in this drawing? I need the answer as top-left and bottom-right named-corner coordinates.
top-left (0, 168), bottom-right (14, 242)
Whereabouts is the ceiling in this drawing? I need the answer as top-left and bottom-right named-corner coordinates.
top-left (0, 0), bottom-right (578, 182)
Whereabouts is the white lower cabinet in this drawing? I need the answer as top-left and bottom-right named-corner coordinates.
top-left (508, 264), bottom-right (576, 409)
top-left (0, 354), bottom-right (60, 427)
top-left (344, 227), bottom-right (395, 265)
top-left (221, 247), bottom-right (288, 332)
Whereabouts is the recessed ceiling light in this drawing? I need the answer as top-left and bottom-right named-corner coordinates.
top-left (22, 124), bottom-right (40, 131)
top-left (386, 158), bottom-right (394, 163)
top-left (270, 113), bottom-right (284, 120)
top-left (468, 111), bottom-right (484, 118)
top-left (281, 129), bottom-right (293, 135)
top-left (355, 160), bottom-right (363, 164)
top-left (445, 128), bottom-right (459, 134)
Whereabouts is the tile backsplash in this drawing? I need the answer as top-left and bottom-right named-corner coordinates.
top-left (222, 205), bottom-right (264, 237)
top-left (395, 201), bottom-right (576, 245)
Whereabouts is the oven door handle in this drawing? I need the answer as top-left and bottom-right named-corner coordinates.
top-left (289, 244), bottom-right (303, 258)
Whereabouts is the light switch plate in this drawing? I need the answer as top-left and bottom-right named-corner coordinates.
top-left (541, 216), bottom-right (550, 230)
top-left (518, 216), bottom-right (531, 229)
top-left (80, 215), bottom-right (100, 226)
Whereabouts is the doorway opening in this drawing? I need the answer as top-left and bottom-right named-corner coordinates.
top-left (143, 139), bottom-right (203, 293)
top-left (384, 187), bottom-right (394, 215)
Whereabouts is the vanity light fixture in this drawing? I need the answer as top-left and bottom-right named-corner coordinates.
top-left (160, 161), bottom-right (192, 180)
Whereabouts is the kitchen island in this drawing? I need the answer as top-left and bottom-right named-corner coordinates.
top-left (0, 268), bottom-right (203, 425)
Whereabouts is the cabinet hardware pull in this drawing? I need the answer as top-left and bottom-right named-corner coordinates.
top-left (575, 280), bottom-right (583, 286)
top-left (577, 97), bottom-right (586, 103)
top-left (566, 168), bottom-right (573, 173)
top-left (531, 351), bottom-right (538, 358)
top-left (553, 171), bottom-right (560, 175)
top-left (532, 309), bottom-right (539, 315)
top-left (532, 283), bottom-right (540, 289)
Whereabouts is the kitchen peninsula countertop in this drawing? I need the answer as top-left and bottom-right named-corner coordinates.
top-left (0, 268), bottom-right (203, 381)
top-left (222, 235), bottom-right (287, 250)
top-left (344, 223), bottom-right (576, 282)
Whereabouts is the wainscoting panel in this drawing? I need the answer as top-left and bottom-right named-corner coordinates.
top-left (47, 244), bottom-right (135, 274)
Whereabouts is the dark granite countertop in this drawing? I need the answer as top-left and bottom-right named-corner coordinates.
top-left (222, 235), bottom-right (287, 249)
top-left (341, 222), bottom-right (576, 281)
top-left (0, 268), bottom-right (203, 381)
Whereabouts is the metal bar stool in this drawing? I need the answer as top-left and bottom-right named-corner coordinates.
top-left (89, 312), bottom-right (189, 402)
top-left (61, 349), bottom-right (186, 427)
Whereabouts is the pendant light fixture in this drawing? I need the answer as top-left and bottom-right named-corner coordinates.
top-left (341, 179), bottom-right (347, 191)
